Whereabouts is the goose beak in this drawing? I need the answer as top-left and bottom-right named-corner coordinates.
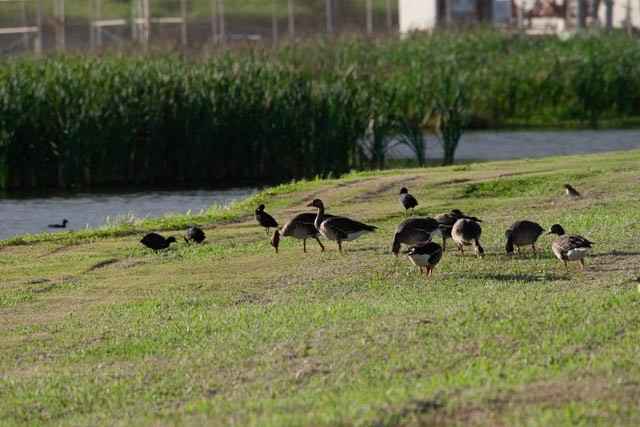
top-left (306, 202), bottom-right (314, 207)
top-left (545, 230), bottom-right (553, 235)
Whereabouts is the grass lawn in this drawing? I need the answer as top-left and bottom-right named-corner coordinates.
top-left (1, 150), bottom-right (639, 425)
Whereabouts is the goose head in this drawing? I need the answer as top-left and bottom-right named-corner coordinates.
top-left (546, 224), bottom-right (565, 236)
top-left (306, 199), bottom-right (324, 210)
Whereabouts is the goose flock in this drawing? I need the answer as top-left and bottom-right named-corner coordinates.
top-left (139, 183), bottom-right (594, 278)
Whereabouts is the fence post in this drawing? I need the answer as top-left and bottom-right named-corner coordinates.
top-left (326, 0), bottom-right (335, 34)
top-left (386, 0), bottom-right (392, 31)
top-left (604, 0), bottom-right (613, 33)
top-left (288, 0), bottom-right (294, 38)
top-left (35, 0), bottom-right (42, 55)
top-left (272, 0), bottom-right (278, 47)
top-left (181, 0), bottom-right (187, 47)
top-left (366, 0), bottom-right (372, 35)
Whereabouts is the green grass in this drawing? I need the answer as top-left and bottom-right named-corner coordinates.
top-left (1, 151), bottom-right (640, 425)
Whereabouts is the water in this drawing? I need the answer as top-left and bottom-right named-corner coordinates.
top-left (389, 129), bottom-right (640, 160)
top-left (0, 188), bottom-right (254, 240)
top-left (1, 129), bottom-right (639, 241)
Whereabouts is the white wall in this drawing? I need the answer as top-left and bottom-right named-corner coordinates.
top-left (398, 0), bottom-right (438, 34)
top-left (597, 0), bottom-right (640, 29)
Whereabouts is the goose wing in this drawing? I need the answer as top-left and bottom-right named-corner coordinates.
top-left (322, 216), bottom-right (376, 238)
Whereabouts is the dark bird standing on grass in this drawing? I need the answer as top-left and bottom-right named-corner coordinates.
top-left (140, 233), bottom-right (177, 253)
top-left (391, 217), bottom-right (443, 257)
top-left (505, 220), bottom-right (545, 256)
top-left (399, 187), bottom-right (418, 214)
top-left (546, 224), bottom-right (593, 270)
top-left (452, 218), bottom-right (485, 258)
top-left (270, 212), bottom-right (333, 254)
top-left (564, 184), bottom-right (581, 197)
top-left (403, 242), bottom-right (443, 278)
top-left (307, 199), bottom-right (377, 253)
top-left (184, 227), bottom-right (206, 244)
top-left (435, 209), bottom-right (482, 252)
top-left (255, 204), bottom-right (278, 235)
top-left (48, 219), bottom-right (68, 228)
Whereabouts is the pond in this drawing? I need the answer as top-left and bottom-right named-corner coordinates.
top-left (0, 188), bottom-right (254, 240)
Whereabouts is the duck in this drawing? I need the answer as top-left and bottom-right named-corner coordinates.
top-left (546, 224), bottom-right (593, 270)
top-left (435, 209), bottom-right (482, 251)
top-left (451, 218), bottom-right (484, 258)
top-left (48, 219), bottom-right (69, 228)
top-left (403, 242), bottom-right (443, 278)
top-left (505, 220), bottom-right (545, 256)
top-left (306, 199), bottom-right (377, 253)
top-left (140, 233), bottom-right (177, 253)
top-left (184, 227), bottom-right (206, 244)
top-left (391, 217), bottom-right (443, 257)
top-left (564, 184), bottom-right (581, 197)
top-left (398, 187), bottom-right (418, 214)
top-left (255, 204), bottom-right (278, 235)
top-left (270, 212), bottom-right (333, 253)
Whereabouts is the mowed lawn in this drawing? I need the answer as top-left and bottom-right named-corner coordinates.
top-left (1, 151), bottom-right (639, 426)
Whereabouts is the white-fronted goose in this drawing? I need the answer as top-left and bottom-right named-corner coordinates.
top-left (255, 204), bottom-right (278, 235)
top-left (452, 218), bottom-right (484, 258)
top-left (403, 242), bottom-right (443, 278)
top-left (435, 209), bottom-right (482, 251)
top-left (564, 184), bottom-right (581, 197)
top-left (546, 224), bottom-right (593, 270)
top-left (391, 217), bottom-right (442, 257)
top-left (307, 199), bottom-right (377, 253)
top-left (399, 187), bottom-right (418, 214)
top-left (505, 220), bottom-right (545, 256)
top-left (140, 233), bottom-right (177, 253)
top-left (270, 212), bottom-right (333, 253)
top-left (184, 227), bottom-right (206, 244)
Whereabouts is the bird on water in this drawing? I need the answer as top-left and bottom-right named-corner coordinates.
top-left (140, 233), bottom-right (177, 253)
top-left (184, 227), bottom-right (206, 244)
top-left (255, 204), bottom-right (278, 235)
top-left (48, 219), bottom-right (69, 228)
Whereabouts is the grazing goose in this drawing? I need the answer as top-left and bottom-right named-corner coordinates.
top-left (307, 199), bottom-right (377, 253)
top-left (391, 218), bottom-right (442, 257)
top-left (435, 209), bottom-right (482, 251)
top-left (48, 219), bottom-right (69, 228)
top-left (564, 184), bottom-right (581, 197)
top-left (403, 242), bottom-right (443, 278)
top-left (451, 218), bottom-right (484, 258)
top-left (255, 204), bottom-right (278, 235)
top-left (505, 220), bottom-right (545, 256)
top-left (140, 233), bottom-right (177, 253)
top-left (270, 212), bottom-right (333, 253)
top-left (399, 187), bottom-right (418, 214)
top-left (546, 224), bottom-right (593, 270)
top-left (184, 227), bottom-right (206, 244)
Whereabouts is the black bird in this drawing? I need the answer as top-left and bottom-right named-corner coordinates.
top-left (403, 242), bottom-right (443, 278)
top-left (398, 187), bottom-right (418, 214)
top-left (255, 204), bottom-right (278, 235)
top-left (140, 233), bottom-right (177, 253)
top-left (48, 219), bottom-right (68, 228)
top-left (564, 184), bottom-right (581, 197)
top-left (184, 227), bottom-right (206, 244)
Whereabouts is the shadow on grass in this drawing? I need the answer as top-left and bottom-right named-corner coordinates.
top-left (376, 398), bottom-right (446, 427)
top-left (470, 273), bottom-right (563, 282)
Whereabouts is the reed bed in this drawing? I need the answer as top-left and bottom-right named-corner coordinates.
top-left (1, 30), bottom-right (639, 189)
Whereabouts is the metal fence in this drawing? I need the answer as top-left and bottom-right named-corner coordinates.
top-left (0, 0), bottom-right (397, 54)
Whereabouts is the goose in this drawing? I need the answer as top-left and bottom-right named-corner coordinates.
top-left (140, 233), bottom-right (177, 253)
top-left (270, 212), bottom-right (333, 253)
top-left (399, 187), bottom-right (418, 214)
top-left (435, 209), bottom-right (482, 251)
top-left (391, 217), bottom-right (443, 257)
top-left (546, 224), bottom-right (593, 270)
top-left (451, 218), bottom-right (484, 258)
top-left (505, 220), bottom-right (545, 256)
top-left (306, 199), bottom-right (377, 253)
top-left (255, 204), bottom-right (278, 235)
top-left (564, 184), bottom-right (581, 197)
top-left (403, 242), bottom-right (443, 278)
top-left (48, 219), bottom-right (68, 228)
top-left (184, 227), bottom-right (206, 244)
